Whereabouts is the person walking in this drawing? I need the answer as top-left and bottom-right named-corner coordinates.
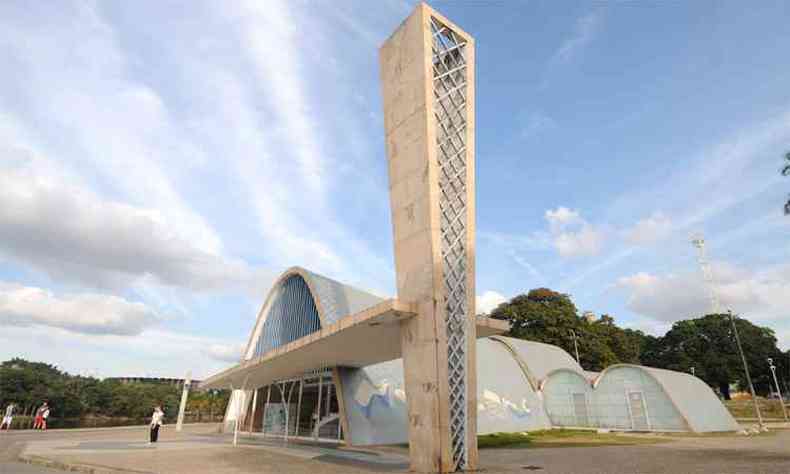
top-left (40, 402), bottom-right (50, 431)
top-left (34, 402), bottom-right (50, 431)
top-left (33, 402), bottom-right (48, 430)
top-left (149, 405), bottom-right (164, 444)
top-left (0, 403), bottom-right (15, 430)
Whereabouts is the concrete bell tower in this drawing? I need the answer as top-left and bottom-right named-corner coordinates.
top-left (380, 3), bottom-right (477, 472)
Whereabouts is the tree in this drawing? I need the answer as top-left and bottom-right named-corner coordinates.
top-left (489, 289), bottom-right (646, 371)
top-left (0, 358), bottom-right (65, 416)
top-left (783, 151), bottom-right (790, 215)
top-left (590, 315), bottom-right (646, 365)
top-left (640, 314), bottom-right (783, 399)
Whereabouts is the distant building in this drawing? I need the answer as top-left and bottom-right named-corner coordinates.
top-left (105, 377), bottom-right (200, 387)
top-left (582, 311), bottom-right (597, 323)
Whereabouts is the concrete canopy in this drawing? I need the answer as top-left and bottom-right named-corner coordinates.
top-left (200, 285), bottom-right (507, 391)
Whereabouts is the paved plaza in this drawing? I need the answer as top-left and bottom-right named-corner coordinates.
top-left (1, 423), bottom-right (790, 473)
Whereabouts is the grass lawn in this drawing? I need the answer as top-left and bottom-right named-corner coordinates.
top-left (725, 400), bottom-right (789, 420)
top-left (478, 429), bottom-right (671, 449)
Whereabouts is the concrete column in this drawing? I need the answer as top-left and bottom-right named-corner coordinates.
top-left (176, 371), bottom-right (192, 432)
top-left (380, 3), bottom-right (477, 472)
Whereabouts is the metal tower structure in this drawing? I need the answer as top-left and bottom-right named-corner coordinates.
top-left (690, 234), bottom-right (720, 314)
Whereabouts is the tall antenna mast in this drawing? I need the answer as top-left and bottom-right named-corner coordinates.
top-left (691, 233), bottom-right (720, 314)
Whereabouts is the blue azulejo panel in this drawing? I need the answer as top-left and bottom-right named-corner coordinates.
top-left (338, 360), bottom-right (408, 446)
top-left (477, 338), bottom-right (551, 434)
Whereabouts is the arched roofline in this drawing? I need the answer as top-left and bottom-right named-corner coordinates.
top-left (593, 363), bottom-right (693, 431)
top-left (241, 266), bottom-right (329, 362)
top-left (538, 367), bottom-right (591, 392)
top-left (488, 336), bottom-right (539, 391)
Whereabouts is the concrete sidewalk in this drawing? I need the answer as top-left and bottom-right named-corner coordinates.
top-left (13, 424), bottom-right (790, 474)
top-left (18, 424), bottom-right (409, 474)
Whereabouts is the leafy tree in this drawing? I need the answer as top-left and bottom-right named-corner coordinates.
top-left (640, 314), bottom-right (783, 399)
top-left (0, 358), bottom-right (65, 416)
top-left (0, 358), bottom-right (230, 424)
top-left (489, 288), bottom-right (640, 371)
top-left (589, 315), bottom-right (647, 365)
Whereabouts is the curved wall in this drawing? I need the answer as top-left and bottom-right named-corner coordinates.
top-left (637, 366), bottom-right (739, 432)
top-left (252, 275), bottom-right (321, 358)
top-left (338, 359), bottom-right (408, 446)
top-left (477, 338), bottom-right (550, 433)
top-left (542, 369), bottom-right (594, 428)
top-left (338, 338), bottom-right (552, 445)
top-left (243, 268), bottom-right (384, 361)
top-left (304, 270), bottom-right (383, 325)
top-left (592, 366), bottom-right (687, 431)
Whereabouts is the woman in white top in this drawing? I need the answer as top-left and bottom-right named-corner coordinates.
top-left (149, 405), bottom-right (164, 444)
top-left (0, 403), bottom-right (15, 430)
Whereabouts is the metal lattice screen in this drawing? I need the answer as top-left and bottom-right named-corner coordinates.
top-left (431, 16), bottom-right (469, 472)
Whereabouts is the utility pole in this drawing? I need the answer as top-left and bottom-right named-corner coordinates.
top-left (569, 329), bottom-right (581, 366)
top-left (768, 358), bottom-right (789, 421)
top-left (730, 310), bottom-right (764, 430)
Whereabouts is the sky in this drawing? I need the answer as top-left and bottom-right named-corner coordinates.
top-left (1, 0), bottom-right (789, 379)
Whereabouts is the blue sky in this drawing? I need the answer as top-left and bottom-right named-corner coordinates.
top-left (1, 1), bottom-right (788, 378)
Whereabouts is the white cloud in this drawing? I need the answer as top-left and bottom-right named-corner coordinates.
top-left (0, 159), bottom-right (275, 293)
top-left (620, 316), bottom-right (672, 338)
top-left (157, 1), bottom-right (393, 289)
top-left (477, 290), bottom-right (507, 315)
top-left (553, 225), bottom-right (605, 258)
top-left (0, 5), bottom-right (222, 256)
top-left (229, 0), bottom-right (325, 194)
top-left (204, 343), bottom-right (245, 364)
top-left (0, 324), bottom-right (242, 378)
top-left (616, 263), bottom-right (790, 331)
top-left (544, 207), bottom-right (605, 258)
top-left (624, 212), bottom-right (673, 245)
top-left (0, 282), bottom-right (160, 336)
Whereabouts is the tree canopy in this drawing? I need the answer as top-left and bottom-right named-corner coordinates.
top-left (489, 288), bottom-right (647, 371)
top-left (640, 314), bottom-right (785, 399)
top-left (0, 359), bottom-right (229, 421)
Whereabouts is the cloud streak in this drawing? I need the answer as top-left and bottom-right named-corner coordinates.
top-left (550, 9), bottom-right (604, 65)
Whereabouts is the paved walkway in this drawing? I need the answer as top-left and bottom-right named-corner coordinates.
top-left (14, 424), bottom-right (409, 474)
top-left (5, 424), bottom-right (790, 473)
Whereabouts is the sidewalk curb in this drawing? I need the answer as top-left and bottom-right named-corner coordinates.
top-left (18, 453), bottom-right (153, 474)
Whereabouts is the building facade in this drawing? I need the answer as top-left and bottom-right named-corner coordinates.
top-left (212, 267), bottom-right (738, 451)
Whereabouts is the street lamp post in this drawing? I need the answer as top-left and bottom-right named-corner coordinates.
top-left (729, 310), bottom-right (765, 430)
top-left (768, 358), bottom-right (789, 421)
top-left (569, 329), bottom-right (581, 366)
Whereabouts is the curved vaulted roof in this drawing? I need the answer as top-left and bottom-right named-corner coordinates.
top-left (489, 336), bottom-right (584, 390)
top-left (242, 267), bottom-right (385, 361)
top-left (593, 364), bottom-right (739, 432)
